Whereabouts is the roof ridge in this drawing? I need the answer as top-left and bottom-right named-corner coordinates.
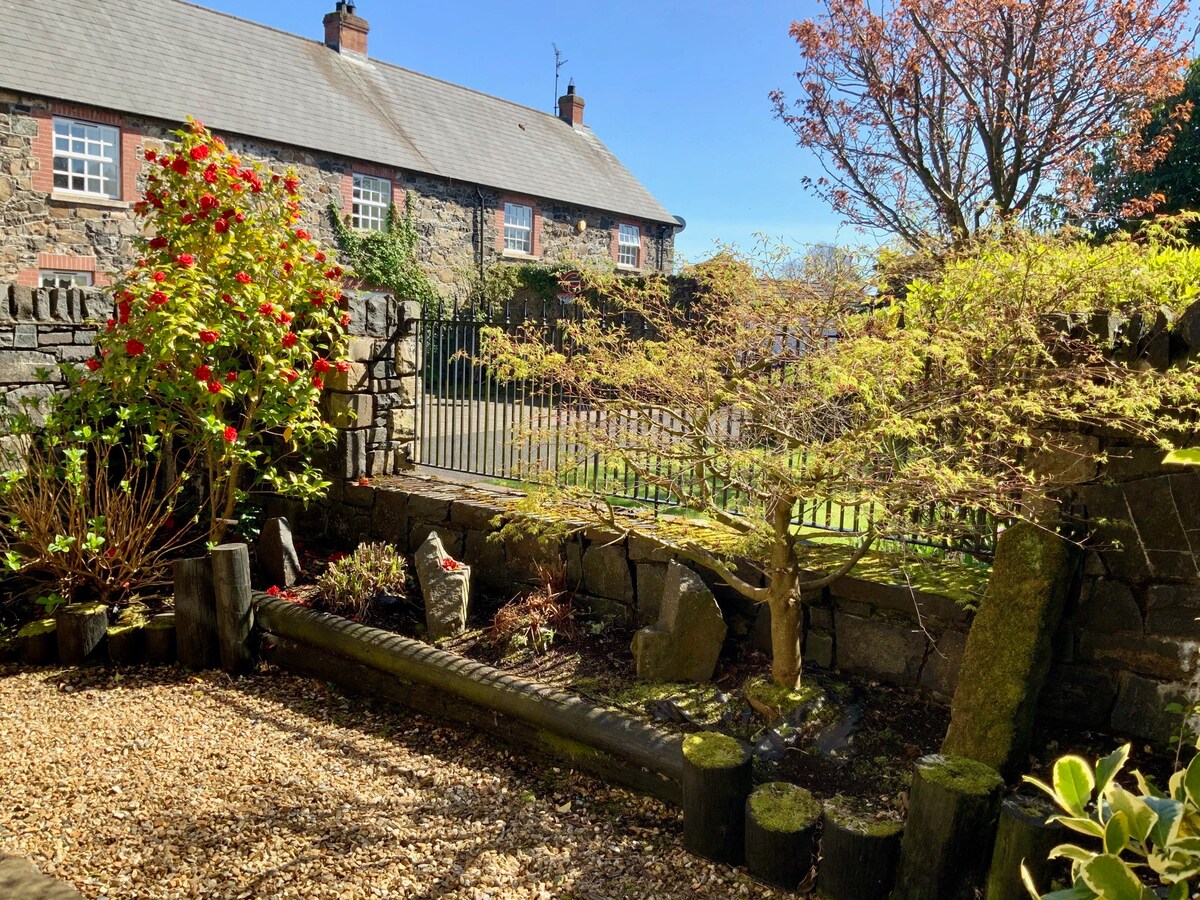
top-left (173, 0), bottom-right (572, 127)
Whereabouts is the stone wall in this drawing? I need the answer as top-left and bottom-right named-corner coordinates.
top-left (0, 92), bottom-right (675, 292)
top-left (269, 471), bottom-right (1196, 744)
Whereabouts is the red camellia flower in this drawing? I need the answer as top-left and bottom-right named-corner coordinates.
top-left (315, 251), bottom-right (326, 263)
top-left (335, 360), bottom-right (351, 374)
top-left (175, 254), bottom-right (195, 268)
top-left (294, 229), bottom-right (310, 241)
top-left (225, 370), bottom-right (238, 383)
top-left (199, 193), bottom-right (218, 211)
top-left (312, 358), bottom-right (331, 374)
top-left (258, 303), bottom-right (274, 316)
top-left (234, 212), bottom-right (246, 223)
top-left (105, 318), bottom-right (116, 331)
top-left (144, 149), bottom-right (157, 162)
top-left (207, 380), bottom-right (222, 394)
top-left (214, 218), bottom-right (229, 234)
top-left (125, 339), bottom-right (145, 356)
top-left (277, 311), bottom-right (293, 325)
top-left (194, 364), bottom-right (212, 381)
top-left (266, 585), bottom-right (281, 597)
top-left (171, 157), bottom-right (189, 175)
top-left (154, 271), bottom-right (167, 282)
top-left (284, 176), bottom-right (300, 194)
top-left (149, 236), bottom-right (168, 250)
top-left (283, 368), bottom-right (299, 383)
top-left (312, 376), bottom-right (324, 391)
top-left (117, 301), bottom-right (131, 324)
top-left (281, 332), bottom-right (298, 349)
top-left (198, 329), bottom-right (219, 343)
top-left (440, 558), bottom-right (462, 571)
top-left (189, 144), bottom-right (210, 161)
top-left (235, 272), bottom-right (252, 284)
top-left (324, 269), bottom-right (338, 280)
top-left (150, 290), bottom-right (168, 305)
top-left (181, 213), bottom-right (196, 225)
top-left (223, 426), bottom-right (238, 443)
top-left (221, 294), bottom-right (233, 304)
top-left (85, 357), bottom-right (102, 372)
top-left (203, 164), bottom-right (219, 184)
top-left (340, 313), bottom-right (352, 327)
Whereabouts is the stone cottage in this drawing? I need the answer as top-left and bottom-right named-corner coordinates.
top-left (0, 0), bottom-right (681, 291)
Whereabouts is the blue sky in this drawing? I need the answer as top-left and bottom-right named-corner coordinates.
top-left (196, 0), bottom-right (847, 265)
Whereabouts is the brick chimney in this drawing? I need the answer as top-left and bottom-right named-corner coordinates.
top-left (558, 82), bottom-right (585, 128)
top-left (324, 1), bottom-right (369, 57)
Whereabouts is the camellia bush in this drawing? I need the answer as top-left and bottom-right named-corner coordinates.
top-left (58, 120), bottom-right (351, 543)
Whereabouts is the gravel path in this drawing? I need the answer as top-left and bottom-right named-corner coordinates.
top-left (0, 666), bottom-right (787, 899)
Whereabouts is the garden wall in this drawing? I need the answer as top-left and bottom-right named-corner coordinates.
top-left (267, 469), bottom-right (1200, 745)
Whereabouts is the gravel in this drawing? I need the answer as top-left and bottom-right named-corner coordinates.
top-left (0, 666), bottom-right (789, 899)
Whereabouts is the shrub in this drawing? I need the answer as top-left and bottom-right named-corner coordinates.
top-left (56, 119), bottom-right (350, 543)
top-left (487, 563), bottom-right (576, 655)
top-left (0, 430), bottom-right (198, 608)
top-left (314, 542), bottom-right (407, 620)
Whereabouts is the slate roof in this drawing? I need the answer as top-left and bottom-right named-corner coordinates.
top-left (0, 0), bottom-right (677, 224)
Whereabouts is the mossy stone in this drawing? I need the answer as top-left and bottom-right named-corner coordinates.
top-left (683, 731), bottom-right (746, 769)
top-left (748, 782), bottom-right (820, 833)
top-left (942, 523), bottom-right (1079, 777)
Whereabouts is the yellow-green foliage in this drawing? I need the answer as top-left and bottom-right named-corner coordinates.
top-left (683, 731), bottom-right (746, 769)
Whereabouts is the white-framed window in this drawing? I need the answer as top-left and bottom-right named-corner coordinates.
top-left (618, 223), bottom-right (641, 268)
top-left (52, 117), bottom-right (120, 198)
top-left (352, 174), bottom-right (391, 230)
top-left (40, 271), bottom-right (93, 289)
top-left (503, 202), bottom-right (534, 254)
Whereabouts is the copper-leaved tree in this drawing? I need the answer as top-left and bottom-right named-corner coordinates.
top-left (481, 229), bottom-right (1200, 688)
top-left (772, 0), bottom-right (1191, 248)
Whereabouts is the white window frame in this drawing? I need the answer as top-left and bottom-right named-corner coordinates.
top-left (52, 117), bottom-right (120, 199)
top-left (352, 173), bottom-right (391, 231)
top-left (618, 223), bottom-right (641, 268)
top-left (503, 202), bottom-right (534, 255)
top-left (40, 271), bottom-right (93, 289)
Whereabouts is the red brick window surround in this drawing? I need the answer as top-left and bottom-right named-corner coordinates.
top-left (18, 253), bottom-right (108, 288)
top-left (338, 163), bottom-right (401, 229)
top-left (30, 104), bottom-right (141, 202)
top-left (496, 196), bottom-right (542, 257)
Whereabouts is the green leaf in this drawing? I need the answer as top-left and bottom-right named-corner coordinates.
top-left (1107, 785), bottom-right (1157, 844)
top-left (1167, 882), bottom-right (1189, 900)
top-left (1079, 854), bottom-right (1145, 900)
top-left (1164, 448), bottom-right (1200, 467)
top-left (1183, 754), bottom-right (1200, 807)
top-left (1050, 844), bottom-right (1099, 864)
top-left (1052, 816), bottom-right (1107, 839)
top-left (1096, 745), bottom-right (1131, 797)
top-left (1104, 812), bottom-right (1131, 855)
top-left (1145, 796), bottom-right (1184, 847)
top-left (1055, 756), bottom-right (1097, 817)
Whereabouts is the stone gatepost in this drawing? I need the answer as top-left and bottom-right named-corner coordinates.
top-left (324, 292), bottom-right (419, 479)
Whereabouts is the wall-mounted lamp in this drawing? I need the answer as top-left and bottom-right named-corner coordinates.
top-left (575, 219), bottom-right (587, 234)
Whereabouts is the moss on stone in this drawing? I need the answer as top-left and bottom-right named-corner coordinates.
top-left (748, 782), bottom-right (820, 833)
top-left (612, 681), bottom-right (727, 725)
top-left (17, 618), bottom-right (56, 637)
top-left (107, 620), bottom-right (145, 638)
top-left (917, 753), bottom-right (1003, 796)
top-left (683, 731), bottom-right (746, 769)
top-left (743, 675), bottom-right (822, 719)
top-left (62, 602), bottom-right (107, 616)
top-left (537, 729), bottom-right (610, 766)
top-left (146, 616), bottom-right (175, 631)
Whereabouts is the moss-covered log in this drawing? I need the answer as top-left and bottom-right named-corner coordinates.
top-left (107, 622), bottom-right (145, 666)
top-left (942, 524), bottom-right (1079, 776)
top-left (56, 602), bottom-right (108, 666)
top-left (893, 754), bottom-right (1004, 900)
top-left (681, 731), bottom-right (753, 865)
top-left (744, 782), bottom-right (820, 890)
top-left (16, 619), bottom-right (57, 665)
top-left (145, 613), bottom-right (176, 665)
top-left (175, 556), bottom-right (218, 670)
top-left (985, 796), bottom-right (1067, 900)
top-left (255, 596), bottom-right (684, 790)
top-left (815, 802), bottom-right (902, 900)
top-left (265, 637), bottom-right (682, 803)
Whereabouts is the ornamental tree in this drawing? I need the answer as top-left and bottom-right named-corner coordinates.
top-left (480, 228), bottom-right (1200, 688)
top-left (772, 0), bottom-right (1191, 248)
top-left (59, 120), bottom-right (351, 543)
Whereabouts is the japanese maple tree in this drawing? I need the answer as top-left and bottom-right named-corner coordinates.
top-left (772, 0), bottom-right (1191, 248)
top-left (62, 120), bottom-right (351, 543)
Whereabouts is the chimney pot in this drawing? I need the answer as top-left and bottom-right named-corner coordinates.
top-left (558, 83), bottom-right (585, 128)
top-left (324, 3), bottom-right (369, 57)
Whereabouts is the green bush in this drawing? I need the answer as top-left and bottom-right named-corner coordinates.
top-left (314, 542), bottom-right (407, 620)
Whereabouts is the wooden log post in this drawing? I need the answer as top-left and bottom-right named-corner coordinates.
top-left (893, 754), bottom-right (1004, 900)
top-left (107, 622), bottom-right (145, 666)
top-left (744, 782), bottom-right (820, 891)
top-left (16, 619), bottom-right (57, 665)
top-left (211, 543), bottom-right (255, 675)
top-left (145, 613), bottom-right (176, 665)
top-left (174, 557), bottom-right (218, 670)
top-left (56, 602), bottom-right (108, 666)
top-left (985, 796), bottom-right (1067, 900)
top-left (815, 800), bottom-right (903, 900)
top-left (681, 731), bottom-right (753, 865)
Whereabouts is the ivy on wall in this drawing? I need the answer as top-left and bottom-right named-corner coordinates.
top-left (328, 193), bottom-right (440, 308)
